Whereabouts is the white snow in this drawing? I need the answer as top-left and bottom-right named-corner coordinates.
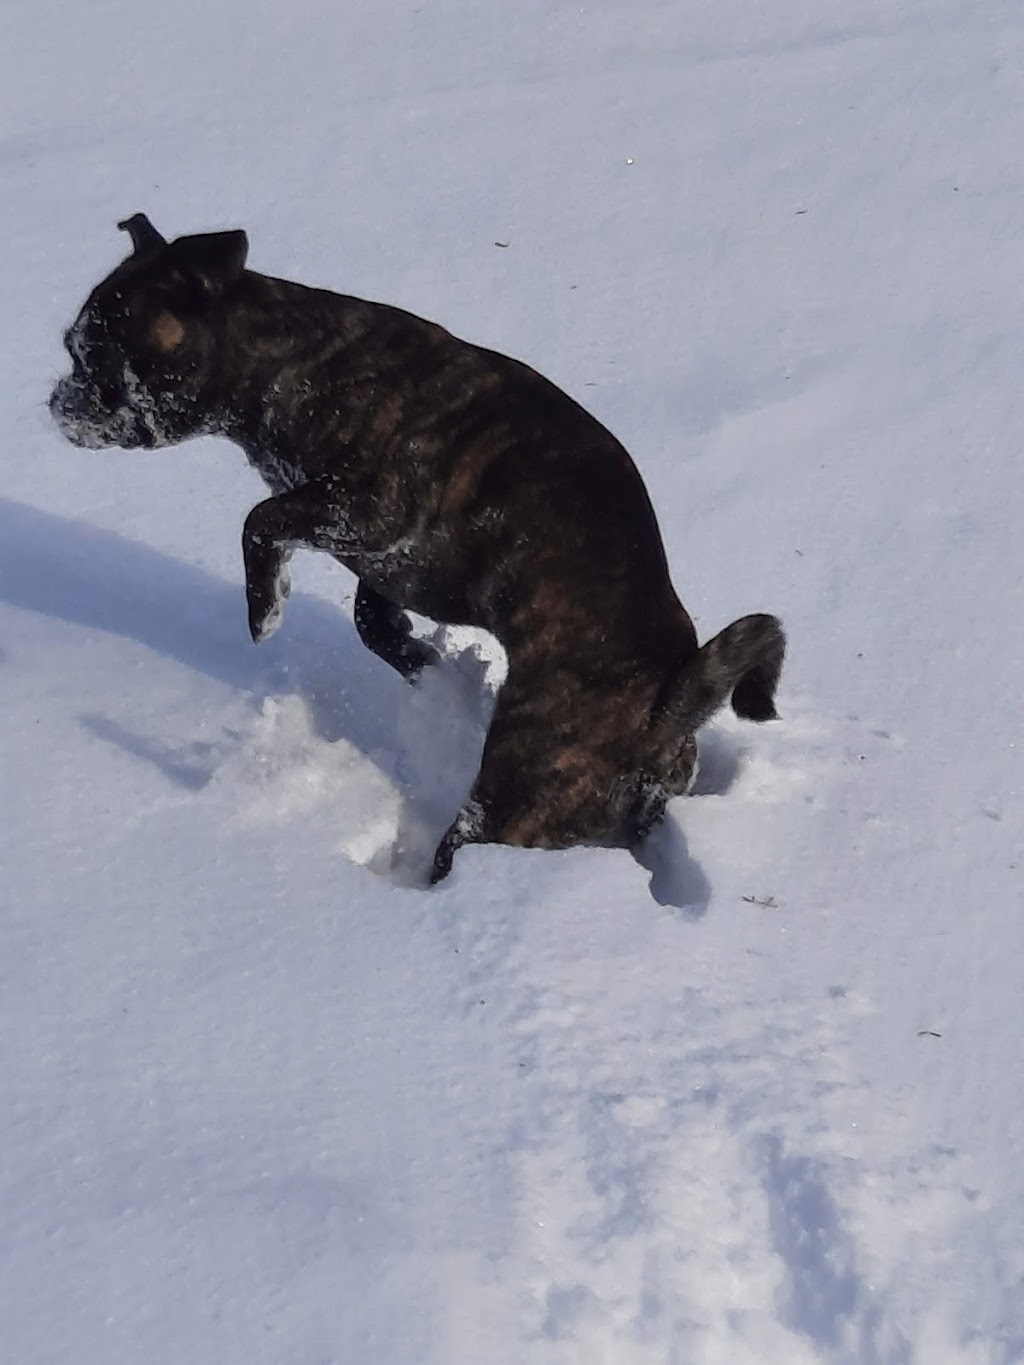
top-left (3, 1), bottom-right (1024, 1361)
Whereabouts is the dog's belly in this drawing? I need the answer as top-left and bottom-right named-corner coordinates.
top-left (356, 553), bottom-right (483, 629)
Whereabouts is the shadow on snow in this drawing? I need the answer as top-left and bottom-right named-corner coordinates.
top-left (0, 496), bottom-right (741, 910)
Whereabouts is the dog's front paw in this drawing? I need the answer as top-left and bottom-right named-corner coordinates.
top-left (248, 598), bottom-right (282, 644)
top-left (401, 637), bottom-right (441, 682)
top-left (247, 564), bottom-right (290, 644)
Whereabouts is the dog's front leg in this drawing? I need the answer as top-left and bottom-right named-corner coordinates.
top-left (242, 478), bottom-right (366, 643)
top-left (353, 580), bottom-right (439, 680)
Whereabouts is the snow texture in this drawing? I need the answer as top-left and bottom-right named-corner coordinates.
top-left (3, 1), bottom-right (1024, 1361)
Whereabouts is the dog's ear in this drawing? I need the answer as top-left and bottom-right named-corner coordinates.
top-left (166, 230), bottom-right (249, 299)
top-left (118, 213), bottom-right (167, 255)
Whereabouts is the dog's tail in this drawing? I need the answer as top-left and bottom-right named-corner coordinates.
top-left (658, 613), bottom-right (785, 737)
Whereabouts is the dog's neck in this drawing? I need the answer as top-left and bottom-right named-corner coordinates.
top-left (206, 272), bottom-right (367, 451)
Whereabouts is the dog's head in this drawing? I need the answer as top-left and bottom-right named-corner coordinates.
top-left (49, 214), bottom-right (248, 449)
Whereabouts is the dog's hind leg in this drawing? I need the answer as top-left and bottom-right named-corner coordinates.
top-left (354, 581), bottom-right (439, 681)
top-left (431, 799), bottom-right (487, 883)
top-left (626, 732), bottom-right (698, 846)
top-left (626, 778), bottom-right (670, 846)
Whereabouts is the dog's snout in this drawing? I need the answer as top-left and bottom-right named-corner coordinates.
top-left (49, 375), bottom-right (100, 447)
top-left (49, 380), bottom-right (79, 442)
top-left (50, 373), bottom-right (88, 417)
top-left (49, 376), bottom-right (72, 420)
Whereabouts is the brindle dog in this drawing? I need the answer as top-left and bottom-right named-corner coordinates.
top-left (50, 215), bottom-right (785, 881)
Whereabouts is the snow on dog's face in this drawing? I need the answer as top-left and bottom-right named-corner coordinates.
top-left (49, 214), bottom-right (247, 450)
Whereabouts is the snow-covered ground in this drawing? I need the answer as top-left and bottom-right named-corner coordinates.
top-left (3, 1), bottom-right (1023, 1360)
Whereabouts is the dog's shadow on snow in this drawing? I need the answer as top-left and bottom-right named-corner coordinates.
top-left (0, 497), bottom-right (735, 911)
top-left (0, 495), bottom-right (412, 753)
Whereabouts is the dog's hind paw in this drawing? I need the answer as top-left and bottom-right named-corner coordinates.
top-left (430, 798), bottom-right (485, 883)
top-left (430, 838), bottom-right (455, 883)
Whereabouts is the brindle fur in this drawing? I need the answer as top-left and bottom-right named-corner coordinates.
top-left (50, 216), bottom-right (785, 881)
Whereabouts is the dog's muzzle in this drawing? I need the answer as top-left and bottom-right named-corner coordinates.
top-left (49, 374), bottom-right (156, 449)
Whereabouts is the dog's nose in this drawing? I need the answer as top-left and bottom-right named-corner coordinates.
top-left (49, 377), bottom-right (89, 445)
top-left (49, 378), bottom-right (69, 420)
